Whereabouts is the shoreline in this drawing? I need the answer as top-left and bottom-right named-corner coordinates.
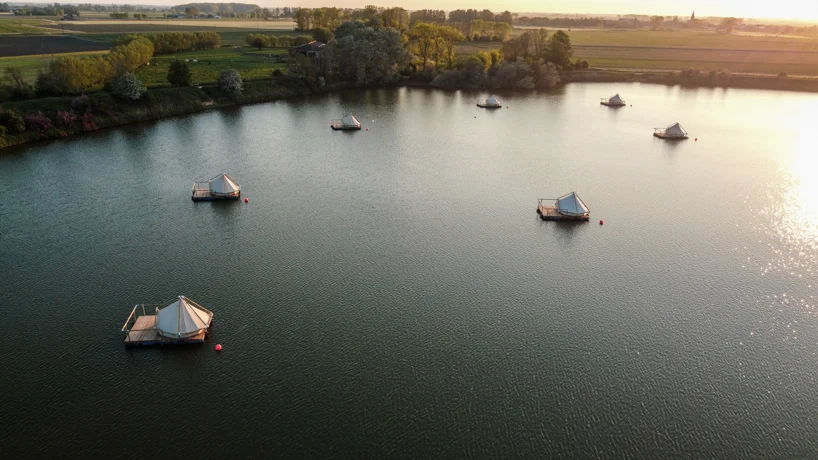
top-left (3, 70), bottom-right (817, 152)
top-left (566, 68), bottom-right (818, 92)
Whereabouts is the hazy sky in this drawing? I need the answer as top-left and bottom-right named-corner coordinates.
top-left (148, 0), bottom-right (818, 20)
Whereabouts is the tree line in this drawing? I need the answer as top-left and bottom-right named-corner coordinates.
top-left (245, 34), bottom-right (312, 50)
top-left (12, 3), bottom-right (79, 15)
top-left (514, 17), bottom-right (604, 28)
top-left (115, 32), bottom-right (220, 54)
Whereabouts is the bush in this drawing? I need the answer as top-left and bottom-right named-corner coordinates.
top-left (312, 27), bottom-right (333, 43)
top-left (56, 110), bottom-right (79, 128)
top-left (81, 112), bottom-right (97, 131)
top-left (24, 112), bottom-right (53, 131)
top-left (4, 110), bottom-right (26, 133)
top-left (71, 94), bottom-right (90, 113)
top-left (490, 61), bottom-right (535, 89)
top-left (167, 61), bottom-right (192, 86)
top-left (35, 68), bottom-right (65, 97)
top-left (272, 68), bottom-right (283, 78)
top-left (218, 69), bottom-right (243, 97)
top-left (111, 72), bottom-right (146, 101)
top-left (294, 35), bottom-right (312, 46)
top-left (246, 33), bottom-right (269, 50)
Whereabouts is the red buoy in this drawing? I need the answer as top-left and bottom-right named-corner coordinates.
top-left (695, 138), bottom-right (698, 141)
top-left (599, 220), bottom-right (604, 225)
top-left (244, 197), bottom-right (248, 203)
top-left (365, 128), bottom-right (368, 131)
top-left (215, 344), bottom-right (222, 351)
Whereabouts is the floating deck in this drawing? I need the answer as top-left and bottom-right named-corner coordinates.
top-left (537, 205), bottom-right (590, 221)
top-left (601, 102), bottom-right (626, 107)
top-left (653, 132), bottom-right (688, 140)
top-left (122, 305), bottom-right (209, 347)
top-left (477, 104), bottom-right (502, 109)
top-left (192, 181), bottom-right (240, 201)
top-left (330, 123), bottom-right (361, 130)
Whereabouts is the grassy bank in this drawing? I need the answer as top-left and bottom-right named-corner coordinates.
top-left (0, 47), bottom-right (288, 86)
top-left (136, 48), bottom-right (288, 87)
top-left (0, 77), bottom-right (325, 150)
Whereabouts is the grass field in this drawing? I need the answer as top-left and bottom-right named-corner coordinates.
top-left (0, 16), bottom-right (52, 34)
top-left (135, 47), bottom-right (287, 87)
top-left (0, 50), bottom-right (109, 81)
top-left (456, 29), bottom-right (818, 75)
top-left (49, 18), bottom-right (296, 34)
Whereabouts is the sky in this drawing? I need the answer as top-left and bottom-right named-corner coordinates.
top-left (132, 0), bottom-right (818, 21)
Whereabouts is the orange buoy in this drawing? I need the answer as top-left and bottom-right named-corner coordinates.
top-left (244, 197), bottom-right (248, 203)
top-left (215, 344), bottom-right (222, 351)
top-left (599, 220), bottom-right (604, 225)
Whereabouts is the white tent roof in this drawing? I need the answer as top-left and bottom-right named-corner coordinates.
top-left (609, 94), bottom-right (624, 104)
top-left (556, 192), bottom-right (590, 216)
top-left (156, 296), bottom-right (213, 338)
top-left (209, 174), bottom-right (240, 196)
top-left (665, 123), bottom-right (687, 136)
top-left (342, 114), bottom-right (360, 127)
top-left (486, 96), bottom-right (501, 106)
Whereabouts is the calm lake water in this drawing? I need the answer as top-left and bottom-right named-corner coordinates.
top-left (1, 84), bottom-right (817, 458)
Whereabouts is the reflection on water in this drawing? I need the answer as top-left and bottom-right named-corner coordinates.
top-left (2, 83), bottom-right (818, 458)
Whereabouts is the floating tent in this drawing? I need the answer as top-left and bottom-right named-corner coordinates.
top-left (485, 96), bottom-right (501, 107)
top-left (655, 122), bottom-right (688, 139)
top-left (600, 94), bottom-right (626, 106)
top-left (556, 192), bottom-right (590, 217)
top-left (665, 123), bottom-right (687, 137)
top-left (209, 173), bottom-right (241, 198)
top-left (342, 114), bottom-right (361, 128)
top-left (155, 296), bottom-right (214, 339)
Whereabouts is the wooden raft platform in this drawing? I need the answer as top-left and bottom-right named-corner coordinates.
top-left (122, 305), bottom-right (208, 347)
top-left (653, 132), bottom-right (688, 140)
top-left (192, 182), bottom-right (240, 201)
top-left (330, 123), bottom-right (361, 130)
top-left (537, 205), bottom-right (590, 221)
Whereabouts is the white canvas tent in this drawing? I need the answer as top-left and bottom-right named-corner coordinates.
top-left (556, 192), bottom-right (590, 216)
top-left (209, 174), bottom-right (240, 197)
top-left (155, 296), bottom-right (213, 339)
top-left (665, 122), bottom-right (687, 137)
top-left (342, 114), bottom-right (361, 128)
top-left (609, 94), bottom-right (624, 104)
top-left (485, 96), bottom-right (501, 107)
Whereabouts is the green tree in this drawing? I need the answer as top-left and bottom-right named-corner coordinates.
top-left (409, 22), bottom-right (440, 71)
top-left (438, 26), bottom-right (465, 69)
top-left (531, 28), bottom-right (549, 60)
top-left (650, 16), bottom-right (665, 31)
top-left (294, 8), bottom-right (312, 31)
top-left (246, 33), bottom-right (269, 50)
top-left (294, 35), bottom-right (312, 46)
top-left (546, 30), bottom-right (573, 67)
top-left (184, 7), bottom-right (199, 17)
top-left (167, 61), bottom-right (191, 86)
top-left (111, 71), bottom-right (145, 101)
top-left (218, 69), bottom-right (243, 97)
top-left (722, 17), bottom-right (742, 33)
top-left (381, 7), bottom-right (409, 31)
top-left (4, 110), bottom-right (25, 133)
top-left (313, 27), bottom-right (333, 43)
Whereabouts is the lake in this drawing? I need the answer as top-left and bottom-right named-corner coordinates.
top-left (1, 84), bottom-right (816, 458)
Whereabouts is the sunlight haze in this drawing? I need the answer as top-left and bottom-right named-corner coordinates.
top-left (131, 0), bottom-right (818, 21)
